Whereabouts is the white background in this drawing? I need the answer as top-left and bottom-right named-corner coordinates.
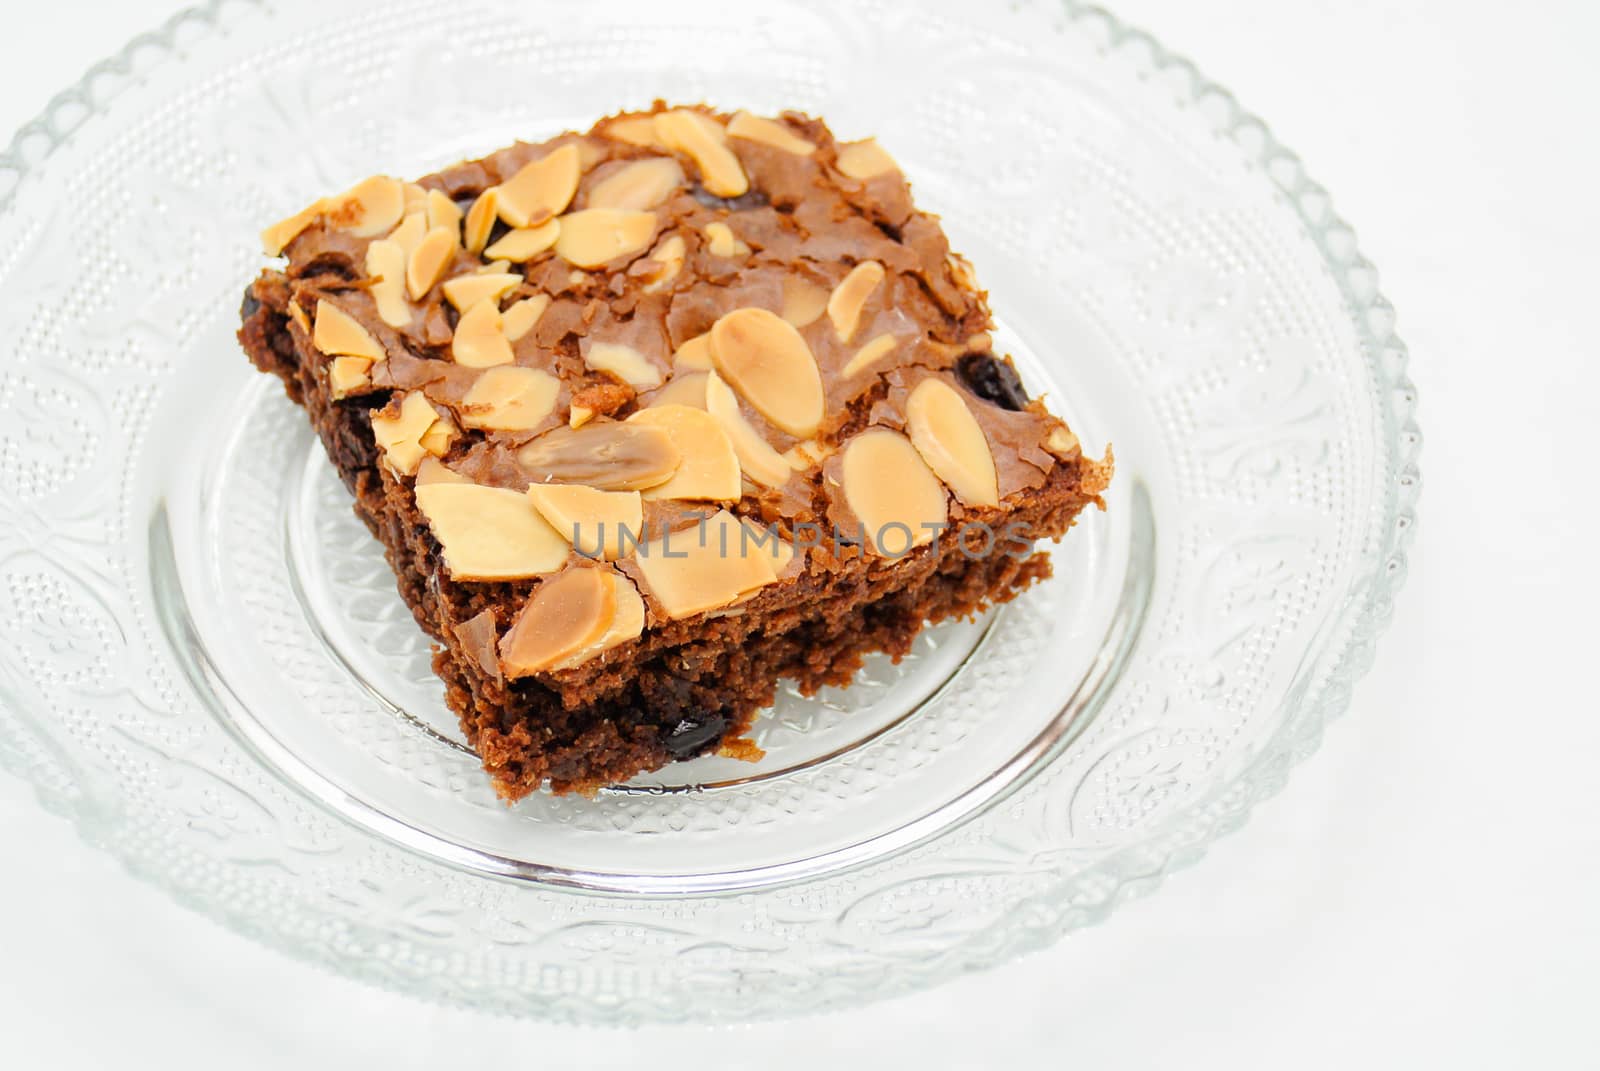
top-left (2, 1), bottom-right (1596, 1067)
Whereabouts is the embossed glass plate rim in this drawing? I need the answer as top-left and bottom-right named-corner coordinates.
top-left (0, 0), bottom-right (1422, 1021)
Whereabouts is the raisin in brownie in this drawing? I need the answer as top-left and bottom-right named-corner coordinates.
top-left (237, 104), bottom-right (1112, 798)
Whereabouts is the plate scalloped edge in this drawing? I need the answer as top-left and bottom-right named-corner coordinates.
top-left (0, 0), bottom-right (1421, 1021)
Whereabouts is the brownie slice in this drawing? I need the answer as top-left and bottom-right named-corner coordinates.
top-left (237, 104), bottom-right (1111, 798)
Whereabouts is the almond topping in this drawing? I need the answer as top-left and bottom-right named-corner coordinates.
top-left (459, 366), bottom-right (560, 432)
top-left (441, 272), bottom-right (520, 313)
top-left (462, 188), bottom-right (500, 255)
top-left (415, 482), bottom-right (570, 581)
top-left (644, 370), bottom-right (708, 410)
top-left (260, 200), bottom-right (323, 256)
top-left (496, 144), bottom-right (581, 228)
top-left (554, 209), bottom-right (658, 269)
top-left (602, 115), bottom-right (665, 149)
top-left (499, 567), bottom-right (617, 678)
top-left (426, 188), bottom-right (463, 233)
top-left (727, 111), bottom-right (817, 155)
top-left (672, 332), bottom-right (714, 371)
top-left (501, 294), bottom-right (551, 342)
top-left (780, 275), bottom-right (830, 327)
top-left (827, 260), bottom-right (885, 341)
top-left (836, 139), bottom-right (900, 181)
top-left (704, 370), bottom-right (791, 488)
top-left (783, 439), bottom-right (833, 471)
top-left (640, 234), bottom-right (687, 292)
top-left (549, 572), bottom-right (645, 670)
top-left (403, 183), bottom-right (428, 213)
top-left (841, 333), bottom-right (898, 378)
top-left (588, 157), bottom-right (685, 211)
top-left (515, 421), bottom-right (680, 492)
top-left (484, 218), bottom-right (561, 262)
top-left (371, 392), bottom-right (445, 477)
top-left (450, 301), bottom-right (514, 368)
top-left (312, 300), bottom-right (384, 361)
top-left (328, 356), bottom-right (374, 399)
top-left (653, 110), bottom-right (748, 197)
top-left (583, 340), bottom-right (664, 389)
top-left (705, 221), bottom-right (750, 258)
top-left (387, 211), bottom-right (429, 258)
top-left (629, 404), bottom-right (742, 501)
top-left (905, 378), bottom-right (999, 507)
top-left (527, 484), bottom-right (644, 561)
top-left (632, 510), bottom-right (777, 620)
top-left (708, 307), bottom-right (825, 439)
top-left (419, 414), bottom-right (458, 458)
top-left (325, 175), bottom-right (406, 238)
top-left (840, 429), bottom-right (948, 555)
top-left (569, 405), bottom-right (595, 428)
top-left (406, 225), bottom-right (459, 300)
top-left (1044, 425), bottom-right (1081, 458)
top-left (416, 457), bottom-right (470, 486)
top-left (739, 517), bottom-right (800, 578)
top-left (365, 239), bottom-right (411, 329)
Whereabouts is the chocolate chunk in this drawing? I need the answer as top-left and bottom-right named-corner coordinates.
top-left (239, 286), bottom-right (261, 323)
top-left (956, 352), bottom-right (1030, 411)
top-left (663, 714), bottom-right (728, 758)
top-left (691, 185), bottom-right (770, 212)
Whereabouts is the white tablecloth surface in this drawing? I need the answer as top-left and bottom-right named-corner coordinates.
top-left (2, 2), bottom-right (1594, 1067)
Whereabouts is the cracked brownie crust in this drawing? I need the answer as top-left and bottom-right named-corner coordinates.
top-left (237, 104), bottom-right (1111, 798)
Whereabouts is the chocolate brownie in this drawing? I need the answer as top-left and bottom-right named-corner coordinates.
top-left (237, 104), bottom-right (1112, 798)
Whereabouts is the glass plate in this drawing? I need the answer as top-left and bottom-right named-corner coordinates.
top-left (0, 0), bottom-right (1419, 1023)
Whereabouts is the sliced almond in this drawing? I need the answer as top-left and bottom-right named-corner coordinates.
top-left (496, 144), bottom-right (581, 228)
top-left (653, 109), bottom-right (748, 197)
top-left (416, 457), bottom-right (470, 486)
top-left (312, 300), bottom-right (384, 361)
top-left (515, 421), bottom-right (680, 491)
top-left (370, 392), bottom-right (443, 477)
top-left (632, 509), bottom-right (777, 620)
top-left (738, 516), bottom-right (799, 577)
top-left (644, 370), bottom-right (708, 410)
top-left (415, 482), bottom-right (569, 581)
top-left (672, 332), bottom-right (714, 371)
top-left (527, 484), bottom-right (644, 561)
top-left (387, 211), bottom-right (429, 259)
top-left (727, 111), bottom-right (817, 155)
top-left (836, 139), bottom-right (900, 181)
top-left (499, 567), bottom-right (617, 678)
top-left (840, 429), bottom-right (947, 555)
top-left (588, 157), bottom-right (684, 211)
top-left (549, 572), bottom-right (645, 670)
top-left (781, 275), bottom-right (830, 327)
top-left (403, 183), bottom-right (429, 213)
top-left (426, 188), bottom-right (463, 233)
top-left (450, 301), bottom-right (514, 368)
top-left (569, 405), bottom-right (595, 428)
top-left (704, 221), bottom-right (750, 258)
top-left (459, 366), bottom-right (560, 432)
top-left (325, 175), bottom-right (406, 238)
top-left (406, 225), bottom-right (459, 300)
top-left (640, 234), bottom-right (687, 292)
top-left (906, 378), bottom-right (999, 507)
top-left (365, 238), bottom-right (411, 329)
top-left (584, 340), bottom-right (664, 389)
top-left (783, 439), bottom-right (833, 471)
top-left (484, 218), bottom-right (561, 262)
top-left (708, 307), bottom-right (825, 439)
top-left (841, 333), bottom-right (898, 378)
top-left (328, 355), bottom-right (375, 399)
top-left (462, 188), bottom-right (500, 255)
top-left (261, 200), bottom-right (324, 256)
top-left (554, 209), bottom-right (658, 268)
top-left (419, 414), bottom-right (458, 458)
top-left (441, 272), bottom-right (520, 313)
top-left (502, 294), bottom-right (551, 342)
top-left (827, 260), bottom-right (885, 341)
top-left (629, 404), bottom-right (742, 502)
top-left (602, 114), bottom-right (665, 149)
top-left (704, 370), bottom-right (791, 488)
top-left (1044, 425), bottom-right (1081, 459)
